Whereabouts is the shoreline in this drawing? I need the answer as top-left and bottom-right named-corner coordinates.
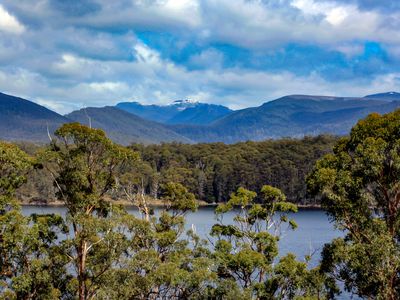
top-left (19, 200), bottom-right (322, 209)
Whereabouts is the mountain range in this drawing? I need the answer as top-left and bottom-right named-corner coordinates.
top-left (66, 107), bottom-right (191, 145)
top-left (1, 91), bottom-right (400, 145)
top-left (170, 93), bottom-right (400, 143)
top-left (116, 100), bottom-right (232, 125)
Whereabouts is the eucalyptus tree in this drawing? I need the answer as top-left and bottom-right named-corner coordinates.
top-left (99, 182), bottom-right (215, 300)
top-left (0, 141), bottom-right (69, 299)
top-left (44, 123), bottom-right (138, 300)
top-left (308, 110), bottom-right (400, 299)
top-left (209, 185), bottom-right (330, 299)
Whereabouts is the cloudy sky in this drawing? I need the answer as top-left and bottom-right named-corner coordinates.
top-left (0, 0), bottom-right (400, 113)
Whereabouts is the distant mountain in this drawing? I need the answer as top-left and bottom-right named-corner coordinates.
top-left (364, 92), bottom-right (400, 101)
top-left (167, 103), bottom-right (232, 125)
top-left (116, 101), bottom-right (183, 123)
top-left (116, 100), bottom-right (232, 125)
top-left (0, 92), bottom-right (69, 142)
top-left (2, 91), bottom-right (400, 145)
top-left (0, 92), bottom-right (191, 145)
top-left (66, 106), bottom-right (192, 145)
top-left (171, 94), bottom-right (400, 143)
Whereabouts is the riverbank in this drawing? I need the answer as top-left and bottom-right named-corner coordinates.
top-left (19, 199), bottom-right (322, 209)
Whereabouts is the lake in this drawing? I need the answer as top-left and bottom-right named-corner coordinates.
top-left (21, 206), bottom-right (355, 299)
top-left (21, 206), bottom-right (341, 266)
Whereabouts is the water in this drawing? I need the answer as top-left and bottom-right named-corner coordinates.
top-left (21, 205), bottom-right (355, 298)
top-left (21, 206), bottom-right (340, 264)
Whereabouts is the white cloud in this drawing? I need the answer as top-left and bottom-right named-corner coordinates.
top-left (333, 43), bottom-right (364, 57)
top-left (0, 4), bottom-right (25, 34)
top-left (188, 48), bottom-right (224, 69)
top-left (0, 43), bottom-right (399, 114)
top-left (133, 42), bottom-right (161, 65)
top-left (0, 0), bottom-right (399, 114)
top-left (87, 81), bottom-right (128, 92)
top-left (3, 0), bottom-right (400, 49)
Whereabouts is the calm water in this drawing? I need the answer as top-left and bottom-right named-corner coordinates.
top-left (21, 206), bottom-right (355, 299)
top-left (21, 206), bottom-right (340, 265)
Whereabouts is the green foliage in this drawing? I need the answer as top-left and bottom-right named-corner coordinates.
top-left (13, 135), bottom-right (336, 206)
top-left (43, 123), bottom-right (140, 299)
top-left (0, 142), bottom-right (69, 299)
top-left (0, 142), bottom-right (32, 208)
top-left (129, 135), bottom-right (336, 205)
top-left (161, 182), bottom-right (198, 213)
top-left (307, 110), bottom-right (400, 299)
top-left (210, 185), bottom-right (330, 299)
top-left (0, 126), bottom-right (346, 299)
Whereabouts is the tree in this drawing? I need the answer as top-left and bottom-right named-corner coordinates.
top-left (209, 185), bottom-right (329, 299)
top-left (307, 110), bottom-right (400, 299)
top-left (44, 123), bottom-right (138, 300)
top-left (0, 142), bottom-right (68, 299)
top-left (99, 182), bottom-right (213, 300)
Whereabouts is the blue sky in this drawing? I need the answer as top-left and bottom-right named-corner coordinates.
top-left (0, 0), bottom-right (399, 113)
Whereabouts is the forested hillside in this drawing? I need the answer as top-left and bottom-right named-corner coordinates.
top-left (172, 95), bottom-right (400, 143)
top-left (130, 135), bottom-right (337, 204)
top-left (16, 135), bottom-right (337, 205)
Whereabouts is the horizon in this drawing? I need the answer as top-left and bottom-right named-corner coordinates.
top-left (0, 1), bottom-right (400, 114)
top-left (2, 89), bottom-right (400, 115)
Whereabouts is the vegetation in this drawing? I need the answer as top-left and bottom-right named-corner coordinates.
top-left (130, 135), bottom-right (337, 205)
top-left (1, 123), bottom-right (332, 299)
top-left (308, 110), bottom-right (400, 299)
top-left (2, 108), bottom-right (400, 299)
top-left (16, 135), bottom-right (337, 206)
top-left (210, 186), bottom-right (330, 299)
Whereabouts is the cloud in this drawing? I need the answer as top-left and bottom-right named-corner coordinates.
top-left (0, 0), bottom-right (399, 114)
top-left (0, 4), bottom-right (25, 34)
top-left (0, 42), bottom-right (398, 114)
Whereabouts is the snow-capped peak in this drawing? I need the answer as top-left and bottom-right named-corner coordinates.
top-left (169, 99), bottom-right (199, 110)
top-left (172, 99), bottom-right (198, 105)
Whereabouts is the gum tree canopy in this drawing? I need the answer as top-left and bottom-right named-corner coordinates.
top-left (307, 110), bottom-right (400, 299)
top-left (45, 123), bottom-right (139, 300)
top-left (1, 142), bottom-right (69, 299)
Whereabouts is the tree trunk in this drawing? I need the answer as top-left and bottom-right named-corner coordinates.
top-left (78, 239), bottom-right (88, 300)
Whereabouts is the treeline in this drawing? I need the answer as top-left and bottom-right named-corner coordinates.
top-left (130, 135), bottom-right (337, 204)
top-left (15, 135), bottom-right (337, 205)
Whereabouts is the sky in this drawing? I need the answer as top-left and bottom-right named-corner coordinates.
top-left (0, 0), bottom-right (400, 114)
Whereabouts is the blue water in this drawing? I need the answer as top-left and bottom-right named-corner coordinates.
top-left (21, 206), bottom-right (353, 298)
top-left (21, 206), bottom-right (340, 264)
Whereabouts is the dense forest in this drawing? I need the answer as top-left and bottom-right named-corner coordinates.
top-left (131, 136), bottom-right (336, 204)
top-left (15, 135), bottom-right (337, 206)
top-left (2, 110), bottom-right (400, 299)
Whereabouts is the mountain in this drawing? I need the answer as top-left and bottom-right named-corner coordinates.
top-left (171, 94), bottom-right (400, 143)
top-left (167, 103), bottom-right (232, 125)
top-left (0, 92), bottom-right (69, 142)
top-left (3, 91), bottom-right (400, 145)
top-left (364, 92), bottom-right (400, 101)
top-left (116, 101), bottom-right (183, 123)
top-left (66, 106), bottom-right (192, 145)
top-left (116, 100), bottom-right (232, 125)
top-left (0, 92), bottom-right (191, 145)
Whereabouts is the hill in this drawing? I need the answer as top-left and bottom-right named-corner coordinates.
top-left (171, 94), bottom-right (400, 143)
top-left (116, 100), bottom-right (232, 125)
top-left (66, 106), bottom-right (192, 145)
top-left (0, 92), bottom-right (69, 142)
top-left (3, 91), bottom-right (400, 145)
top-left (364, 92), bottom-right (400, 101)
